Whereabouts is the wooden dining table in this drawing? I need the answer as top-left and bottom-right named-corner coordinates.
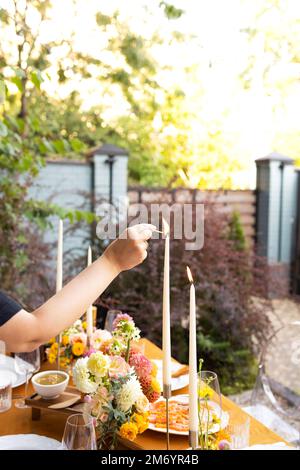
top-left (0, 339), bottom-right (286, 450)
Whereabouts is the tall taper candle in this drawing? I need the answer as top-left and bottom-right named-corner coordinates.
top-left (55, 219), bottom-right (63, 369)
top-left (56, 219), bottom-right (63, 293)
top-left (162, 218), bottom-right (171, 392)
top-left (187, 266), bottom-right (198, 448)
top-left (86, 246), bottom-right (93, 339)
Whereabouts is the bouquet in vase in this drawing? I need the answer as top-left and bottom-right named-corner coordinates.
top-left (45, 319), bottom-right (112, 369)
top-left (72, 314), bottom-right (161, 449)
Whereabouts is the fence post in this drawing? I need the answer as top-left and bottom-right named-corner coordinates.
top-left (87, 144), bottom-right (129, 219)
top-left (255, 152), bottom-right (297, 295)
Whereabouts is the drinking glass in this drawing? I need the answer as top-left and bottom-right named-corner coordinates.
top-left (227, 412), bottom-right (250, 449)
top-left (0, 377), bottom-right (12, 413)
top-left (104, 309), bottom-right (122, 332)
top-left (14, 348), bottom-right (41, 409)
top-left (62, 413), bottom-right (97, 450)
top-left (198, 371), bottom-right (222, 449)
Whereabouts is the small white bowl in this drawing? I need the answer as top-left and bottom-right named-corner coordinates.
top-left (31, 370), bottom-right (69, 399)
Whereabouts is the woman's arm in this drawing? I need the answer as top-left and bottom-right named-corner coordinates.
top-left (0, 224), bottom-right (155, 352)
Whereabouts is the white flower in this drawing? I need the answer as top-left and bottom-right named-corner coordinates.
top-left (72, 357), bottom-right (98, 394)
top-left (135, 393), bottom-right (150, 413)
top-left (116, 375), bottom-right (142, 413)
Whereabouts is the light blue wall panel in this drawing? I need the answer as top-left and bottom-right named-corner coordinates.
top-left (280, 165), bottom-right (297, 263)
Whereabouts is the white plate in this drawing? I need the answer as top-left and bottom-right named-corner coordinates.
top-left (148, 394), bottom-right (229, 436)
top-left (0, 434), bottom-right (61, 450)
top-left (152, 360), bottom-right (189, 392)
top-left (0, 355), bottom-right (27, 388)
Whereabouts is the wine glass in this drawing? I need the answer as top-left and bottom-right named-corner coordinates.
top-left (14, 348), bottom-right (40, 409)
top-left (104, 309), bottom-right (122, 332)
top-left (198, 370), bottom-right (222, 449)
top-left (0, 377), bottom-right (12, 413)
top-left (227, 411), bottom-right (250, 449)
top-left (251, 321), bottom-right (300, 447)
top-left (62, 413), bottom-right (97, 450)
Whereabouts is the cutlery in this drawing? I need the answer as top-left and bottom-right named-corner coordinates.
top-left (48, 395), bottom-right (81, 409)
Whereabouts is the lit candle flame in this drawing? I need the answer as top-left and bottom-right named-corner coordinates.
top-left (162, 217), bottom-right (170, 236)
top-left (186, 266), bottom-right (194, 283)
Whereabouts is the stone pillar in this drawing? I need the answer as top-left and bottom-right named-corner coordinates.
top-left (255, 152), bottom-right (297, 295)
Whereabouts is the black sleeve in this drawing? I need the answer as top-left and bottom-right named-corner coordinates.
top-left (0, 291), bottom-right (22, 326)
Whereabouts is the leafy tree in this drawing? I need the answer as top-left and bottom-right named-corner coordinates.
top-left (240, 0), bottom-right (300, 163)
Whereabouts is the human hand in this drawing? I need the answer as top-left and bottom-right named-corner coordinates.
top-left (103, 224), bottom-right (156, 273)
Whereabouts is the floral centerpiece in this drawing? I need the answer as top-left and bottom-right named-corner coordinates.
top-left (45, 319), bottom-right (112, 369)
top-left (72, 313), bottom-right (161, 449)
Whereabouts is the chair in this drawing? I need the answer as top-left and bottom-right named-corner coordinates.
top-left (243, 321), bottom-right (300, 447)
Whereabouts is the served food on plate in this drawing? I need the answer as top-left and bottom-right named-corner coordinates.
top-left (149, 397), bottom-right (221, 434)
top-left (150, 399), bottom-right (189, 432)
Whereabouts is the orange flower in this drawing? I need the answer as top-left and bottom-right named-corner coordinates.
top-left (48, 352), bottom-right (56, 364)
top-left (50, 342), bottom-right (58, 354)
top-left (62, 335), bottom-right (70, 346)
top-left (72, 341), bottom-right (85, 356)
top-left (151, 361), bottom-right (158, 376)
top-left (131, 413), bottom-right (149, 433)
top-left (215, 429), bottom-right (231, 445)
top-left (151, 377), bottom-right (161, 393)
top-left (119, 422), bottom-right (138, 441)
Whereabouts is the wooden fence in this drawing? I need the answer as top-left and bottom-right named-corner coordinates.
top-left (128, 187), bottom-right (256, 246)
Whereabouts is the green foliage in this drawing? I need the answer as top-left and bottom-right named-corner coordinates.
top-left (159, 1), bottom-right (185, 19)
top-left (228, 211), bottom-right (247, 251)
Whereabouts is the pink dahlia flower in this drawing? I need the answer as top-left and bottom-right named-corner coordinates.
top-left (129, 352), bottom-right (152, 378)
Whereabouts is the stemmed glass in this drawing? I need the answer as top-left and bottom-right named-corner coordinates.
top-left (14, 348), bottom-right (40, 409)
top-left (62, 414), bottom-right (97, 450)
top-left (104, 309), bottom-right (122, 332)
top-left (198, 370), bottom-right (222, 449)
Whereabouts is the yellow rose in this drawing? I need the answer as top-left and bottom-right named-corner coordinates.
top-left (62, 335), bottom-right (69, 346)
top-left (87, 352), bottom-right (110, 378)
top-left (72, 342), bottom-right (85, 357)
top-left (119, 422), bottom-right (138, 441)
top-left (131, 413), bottom-right (149, 433)
top-left (48, 337), bottom-right (56, 345)
top-left (151, 377), bottom-right (161, 393)
top-left (48, 352), bottom-right (56, 364)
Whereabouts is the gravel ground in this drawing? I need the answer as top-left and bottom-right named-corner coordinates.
top-left (229, 298), bottom-right (300, 434)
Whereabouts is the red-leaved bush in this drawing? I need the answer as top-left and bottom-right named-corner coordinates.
top-left (102, 203), bottom-right (277, 393)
